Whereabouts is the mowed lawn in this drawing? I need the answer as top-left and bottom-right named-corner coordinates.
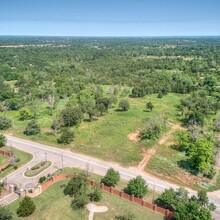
top-left (2, 93), bottom-right (184, 165)
top-left (0, 155), bottom-right (9, 167)
top-left (0, 146), bottom-right (32, 179)
top-left (8, 180), bottom-right (164, 220)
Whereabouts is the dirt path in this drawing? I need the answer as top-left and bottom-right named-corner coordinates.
top-left (137, 122), bottom-right (185, 171)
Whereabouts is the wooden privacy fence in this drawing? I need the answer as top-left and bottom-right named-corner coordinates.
top-left (41, 174), bottom-right (175, 218)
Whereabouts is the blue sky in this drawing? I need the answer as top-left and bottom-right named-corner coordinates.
top-left (0, 0), bottom-right (219, 36)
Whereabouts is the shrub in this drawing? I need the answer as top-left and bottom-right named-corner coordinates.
top-left (157, 92), bottom-right (163, 98)
top-left (89, 187), bottom-right (102, 202)
top-left (115, 211), bottom-right (135, 220)
top-left (31, 166), bottom-right (39, 170)
top-left (0, 134), bottom-right (6, 147)
top-left (17, 196), bottom-right (36, 217)
top-left (119, 99), bottom-right (130, 111)
top-left (64, 173), bottom-right (89, 197)
top-left (101, 168), bottom-right (120, 187)
top-left (57, 128), bottom-right (74, 144)
top-left (40, 161), bottom-right (47, 166)
top-left (5, 98), bottom-right (22, 110)
top-left (19, 109), bottom-right (32, 121)
top-left (0, 116), bottom-right (12, 130)
top-left (71, 194), bottom-right (89, 209)
top-left (0, 206), bottom-right (13, 220)
top-left (38, 176), bottom-right (46, 184)
top-left (124, 176), bottom-right (148, 198)
top-left (61, 106), bottom-right (83, 127)
top-left (23, 120), bottom-right (40, 135)
top-left (140, 117), bottom-right (166, 140)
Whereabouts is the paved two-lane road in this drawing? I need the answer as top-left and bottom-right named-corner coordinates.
top-left (1, 135), bottom-right (220, 219)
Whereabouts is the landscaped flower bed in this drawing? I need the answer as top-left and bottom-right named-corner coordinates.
top-left (25, 161), bottom-right (52, 177)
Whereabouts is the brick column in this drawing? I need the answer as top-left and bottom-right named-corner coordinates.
top-left (130, 194), bottom-right (134, 201)
top-left (110, 186), bottom-right (113, 193)
top-left (120, 190), bottom-right (123, 197)
top-left (100, 183), bottom-right (104, 189)
top-left (91, 180), bottom-right (96, 187)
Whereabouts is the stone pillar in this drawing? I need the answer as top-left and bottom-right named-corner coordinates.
top-left (35, 185), bottom-right (42, 194)
top-left (20, 189), bottom-right (26, 197)
top-left (9, 184), bottom-right (14, 193)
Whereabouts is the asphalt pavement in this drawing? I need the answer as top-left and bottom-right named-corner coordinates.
top-left (0, 135), bottom-right (220, 219)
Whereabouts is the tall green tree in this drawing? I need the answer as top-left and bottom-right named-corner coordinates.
top-left (0, 134), bottom-right (6, 147)
top-left (119, 99), bottom-right (130, 111)
top-left (188, 137), bottom-right (214, 172)
top-left (23, 120), bottom-right (40, 135)
top-left (125, 176), bottom-right (148, 198)
top-left (101, 168), bottom-right (120, 187)
top-left (0, 116), bottom-right (12, 130)
top-left (17, 196), bottom-right (36, 217)
top-left (146, 102), bottom-right (154, 111)
top-left (0, 206), bottom-right (13, 220)
top-left (61, 106), bottom-right (83, 127)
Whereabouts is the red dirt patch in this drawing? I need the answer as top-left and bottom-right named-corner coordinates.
top-left (127, 129), bottom-right (140, 143)
top-left (136, 123), bottom-right (186, 171)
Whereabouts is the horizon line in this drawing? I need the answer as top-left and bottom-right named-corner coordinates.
top-left (0, 35), bottom-right (220, 38)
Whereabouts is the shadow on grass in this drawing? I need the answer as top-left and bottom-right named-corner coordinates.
top-left (163, 217), bottom-right (173, 220)
top-left (143, 109), bottom-right (152, 113)
top-left (177, 160), bottom-right (199, 176)
top-left (83, 118), bottom-right (98, 122)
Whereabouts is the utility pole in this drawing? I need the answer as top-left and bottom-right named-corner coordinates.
top-left (10, 142), bottom-right (15, 165)
top-left (152, 182), bottom-right (156, 204)
top-left (61, 152), bottom-right (64, 170)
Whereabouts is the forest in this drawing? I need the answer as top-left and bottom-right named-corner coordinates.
top-left (0, 36), bottom-right (220, 190)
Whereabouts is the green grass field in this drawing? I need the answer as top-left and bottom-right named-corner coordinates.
top-left (8, 180), bottom-right (164, 220)
top-left (2, 92), bottom-right (184, 166)
top-left (0, 155), bottom-right (9, 167)
top-left (0, 146), bottom-right (32, 179)
top-left (54, 167), bottom-right (161, 203)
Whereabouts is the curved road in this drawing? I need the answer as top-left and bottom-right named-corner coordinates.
top-left (1, 135), bottom-right (220, 219)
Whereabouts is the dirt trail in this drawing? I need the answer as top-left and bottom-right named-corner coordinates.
top-left (137, 122), bottom-right (185, 171)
